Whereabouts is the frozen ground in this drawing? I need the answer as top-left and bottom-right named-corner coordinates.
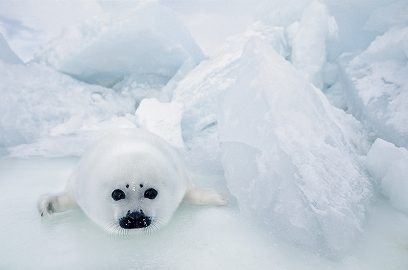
top-left (0, 157), bottom-right (407, 270)
top-left (1, 0), bottom-right (408, 269)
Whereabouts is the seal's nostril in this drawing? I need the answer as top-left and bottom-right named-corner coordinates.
top-left (119, 211), bottom-right (151, 229)
top-left (137, 217), bottom-right (150, 227)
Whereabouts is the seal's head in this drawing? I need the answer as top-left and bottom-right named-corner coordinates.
top-left (73, 139), bottom-right (187, 235)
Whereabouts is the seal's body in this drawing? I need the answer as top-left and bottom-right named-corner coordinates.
top-left (38, 128), bottom-right (226, 234)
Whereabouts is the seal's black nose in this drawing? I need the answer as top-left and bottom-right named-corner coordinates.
top-left (119, 211), bottom-right (151, 229)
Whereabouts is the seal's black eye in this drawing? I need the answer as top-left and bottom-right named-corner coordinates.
top-left (144, 188), bottom-right (158, 200)
top-left (112, 189), bottom-right (126, 201)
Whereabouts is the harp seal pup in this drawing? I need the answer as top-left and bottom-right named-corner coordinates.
top-left (38, 128), bottom-right (226, 234)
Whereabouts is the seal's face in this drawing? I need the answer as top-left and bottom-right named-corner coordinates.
top-left (109, 182), bottom-right (164, 232)
top-left (77, 144), bottom-right (187, 235)
top-left (112, 187), bottom-right (156, 229)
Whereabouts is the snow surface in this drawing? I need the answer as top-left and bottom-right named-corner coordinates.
top-left (0, 158), bottom-right (407, 270)
top-left (0, 0), bottom-right (408, 269)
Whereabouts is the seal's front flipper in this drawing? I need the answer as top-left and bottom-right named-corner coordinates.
top-left (184, 187), bottom-right (227, 206)
top-left (38, 192), bottom-right (77, 217)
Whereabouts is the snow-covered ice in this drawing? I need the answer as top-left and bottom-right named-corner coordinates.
top-left (0, 61), bottom-right (135, 156)
top-left (167, 12), bottom-right (373, 253)
top-left (0, 0), bottom-right (408, 269)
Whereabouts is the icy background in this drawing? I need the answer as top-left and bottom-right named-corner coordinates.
top-left (0, 0), bottom-right (407, 269)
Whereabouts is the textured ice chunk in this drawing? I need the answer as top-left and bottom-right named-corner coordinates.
top-left (0, 61), bottom-right (133, 156)
top-left (366, 139), bottom-right (408, 214)
top-left (0, 33), bottom-right (22, 64)
top-left (343, 26), bottom-right (408, 147)
top-left (172, 1), bottom-right (340, 152)
top-left (218, 39), bottom-right (372, 254)
top-left (289, 0), bottom-right (338, 88)
top-left (37, 2), bottom-right (204, 87)
top-left (171, 21), bottom-right (289, 170)
top-left (135, 98), bottom-right (184, 148)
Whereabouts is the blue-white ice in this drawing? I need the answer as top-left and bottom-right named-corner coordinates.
top-left (366, 139), bottom-right (408, 214)
top-left (218, 39), bottom-right (372, 254)
top-left (35, 2), bottom-right (204, 88)
top-left (0, 33), bottom-right (22, 64)
top-left (0, 0), bottom-right (407, 269)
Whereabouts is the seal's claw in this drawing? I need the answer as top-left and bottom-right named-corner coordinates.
top-left (202, 189), bottom-right (228, 206)
top-left (37, 194), bottom-right (55, 217)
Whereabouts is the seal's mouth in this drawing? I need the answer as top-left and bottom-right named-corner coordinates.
top-left (119, 210), bottom-right (151, 229)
